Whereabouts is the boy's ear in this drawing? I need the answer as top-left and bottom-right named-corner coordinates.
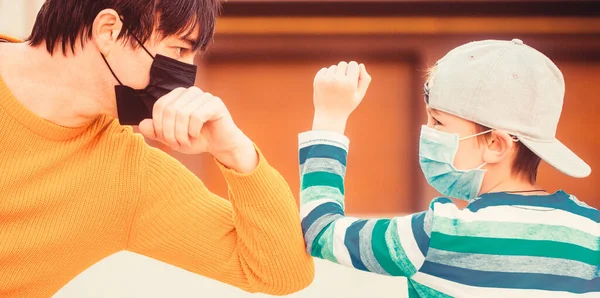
top-left (482, 130), bottom-right (517, 164)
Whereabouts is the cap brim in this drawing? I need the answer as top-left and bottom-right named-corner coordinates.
top-left (520, 137), bottom-right (591, 178)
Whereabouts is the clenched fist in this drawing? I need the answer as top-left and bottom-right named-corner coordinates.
top-left (312, 61), bottom-right (371, 134)
top-left (139, 87), bottom-right (258, 173)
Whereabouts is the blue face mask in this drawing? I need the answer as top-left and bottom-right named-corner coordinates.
top-left (418, 125), bottom-right (491, 202)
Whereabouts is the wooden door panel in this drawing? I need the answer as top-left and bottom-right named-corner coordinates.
top-left (193, 56), bottom-right (417, 214)
top-left (537, 60), bottom-right (600, 207)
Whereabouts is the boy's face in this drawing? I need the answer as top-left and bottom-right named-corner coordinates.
top-left (425, 105), bottom-right (487, 171)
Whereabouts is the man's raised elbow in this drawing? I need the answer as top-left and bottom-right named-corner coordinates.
top-left (257, 257), bottom-right (315, 296)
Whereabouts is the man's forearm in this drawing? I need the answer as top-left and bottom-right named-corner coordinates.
top-left (217, 147), bottom-right (315, 294)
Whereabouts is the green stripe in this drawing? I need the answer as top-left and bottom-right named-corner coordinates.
top-left (409, 279), bottom-right (453, 298)
top-left (387, 219), bottom-right (419, 276)
top-left (311, 222), bottom-right (338, 264)
top-left (430, 232), bottom-right (600, 266)
top-left (433, 217), bottom-right (599, 251)
top-left (372, 220), bottom-right (406, 276)
top-left (302, 172), bottom-right (344, 195)
top-left (407, 281), bottom-right (420, 298)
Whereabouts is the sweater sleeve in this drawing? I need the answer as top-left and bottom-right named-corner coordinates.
top-left (298, 130), bottom-right (436, 277)
top-left (126, 143), bottom-right (314, 295)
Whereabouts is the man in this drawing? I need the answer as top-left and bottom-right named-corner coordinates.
top-left (0, 1), bottom-right (314, 297)
top-left (300, 40), bottom-right (598, 297)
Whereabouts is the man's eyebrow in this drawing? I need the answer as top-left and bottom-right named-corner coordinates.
top-left (181, 37), bottom-right (198, 48)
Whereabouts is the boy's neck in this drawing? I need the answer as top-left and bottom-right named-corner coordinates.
top-left (481, 179), bottom-right (547, 196)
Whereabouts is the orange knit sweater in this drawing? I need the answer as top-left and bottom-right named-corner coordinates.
top-left (0, 35), bottom-right (314, 297)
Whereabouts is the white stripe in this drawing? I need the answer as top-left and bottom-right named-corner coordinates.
top-left (412, 272), bottom-right (599, 298)
top-left (395, 215), bottom-right (425, 270)
top-left (298, 131), bottom-right (350, 150)
top-left (301, 186), bottom-right (345, 209)
top-left (300, 199), bottom-right (340, 220)
top-left (332, 217), bottom-right (360, 268)
top-left (301, 157), bottom-right (346, 176)
top-left (434, 203), bottom-right (600, 237)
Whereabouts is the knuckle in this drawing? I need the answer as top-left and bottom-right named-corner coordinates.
top-left (153, 101), bottom-right (166, 112)
top-left (174, 87), bottom-right (187, 94)
top-left (189, 86), bottom-right (203, 93)
top-left (191, 110), bottom-right (204, 121)
top-left (212, 95), bottom-right (223, 104)
top-left (164, 106), bottom-right (178, 118)
top-left (175, 103), bottom-right (190, 117)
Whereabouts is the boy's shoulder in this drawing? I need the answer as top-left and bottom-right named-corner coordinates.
top-left (426, 191), bottom-right (600, 225)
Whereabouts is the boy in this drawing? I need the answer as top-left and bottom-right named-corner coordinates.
top-left (0, 1), bottom-right (313, 297)
top-left (299, 39), bottom-right (598, 297)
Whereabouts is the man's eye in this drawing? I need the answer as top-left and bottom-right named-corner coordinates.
top-left (433, 117), bottom-right (442, 126)
top-left (174, 47), bottom-right (189, 56)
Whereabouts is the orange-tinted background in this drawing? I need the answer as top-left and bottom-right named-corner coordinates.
top-left (151, 1), bottom-right (600, 214)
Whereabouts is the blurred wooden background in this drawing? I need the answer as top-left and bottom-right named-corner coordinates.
top-left (148, 0), bottom-right (600, 213)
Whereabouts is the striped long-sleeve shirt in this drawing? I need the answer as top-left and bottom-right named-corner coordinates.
top-left (299, 130), bottom-right (600, 297)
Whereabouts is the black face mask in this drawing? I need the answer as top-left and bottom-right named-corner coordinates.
top-left (101, 38), bottom-right (197, 125)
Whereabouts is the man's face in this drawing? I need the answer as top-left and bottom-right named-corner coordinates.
top-left (102, 29), bottom-right (199, 90)
top-left (425, 105), bottom-right (486, 171)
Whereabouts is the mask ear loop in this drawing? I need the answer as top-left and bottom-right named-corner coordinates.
top-left (119, 16), bottom-right (155, 59)
top-left (129, 34), bottom-right (155, 59)
top-left (459, 129), bottom-right (493, 141)
top-left (101, 54), bottom-right (124, 86)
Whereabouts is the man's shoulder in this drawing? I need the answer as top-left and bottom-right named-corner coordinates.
top-left (93, 116), bottom-right (150, 155)
top-left (0, 34), bottom-right (22, 43)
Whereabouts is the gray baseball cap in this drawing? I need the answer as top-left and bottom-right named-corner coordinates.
top-left (426, 38), bottom-right (591, 178)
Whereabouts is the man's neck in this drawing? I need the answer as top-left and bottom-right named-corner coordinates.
top-left (0, 42), bottom-right (115, 128)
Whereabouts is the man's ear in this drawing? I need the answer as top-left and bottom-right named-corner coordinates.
top-left (482, 130), bottom-right (517, 165)
top-left (91, 9), bottom-right (123, 56)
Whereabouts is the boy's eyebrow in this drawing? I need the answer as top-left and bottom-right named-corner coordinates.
top-left (426, 106), bottom-right (440, 116)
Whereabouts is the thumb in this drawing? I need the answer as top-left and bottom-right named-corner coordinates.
top-left (138, 119), bottom-right (157, 140)
top-left (357, 64), bottom-right (372, 99)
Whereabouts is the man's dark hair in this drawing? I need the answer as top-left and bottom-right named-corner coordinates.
top-left (27, 0), bottom-right (221, 55)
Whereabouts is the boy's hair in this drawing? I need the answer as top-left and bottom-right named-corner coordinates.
top-left (425, 67), bottom-right (541, 184)
top-left (27, 0), bottom-right (221, 55)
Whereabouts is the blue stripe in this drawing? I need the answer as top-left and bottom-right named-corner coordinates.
top-left (345, 220), bottom-right (369, 272)
top-left (420, 261), bottom-right (600, 293)
top-left (301, 202), bottom-right (343, 234)
top-left (411, 211), bottom-right (430, 256)
top-left (469, 191), bottom-right (600, 223)
top-left (299, 144), bottom-right (347, 166)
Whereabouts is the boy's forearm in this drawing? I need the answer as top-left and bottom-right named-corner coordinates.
top-left (299, 131), bottom-right (429, 278)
